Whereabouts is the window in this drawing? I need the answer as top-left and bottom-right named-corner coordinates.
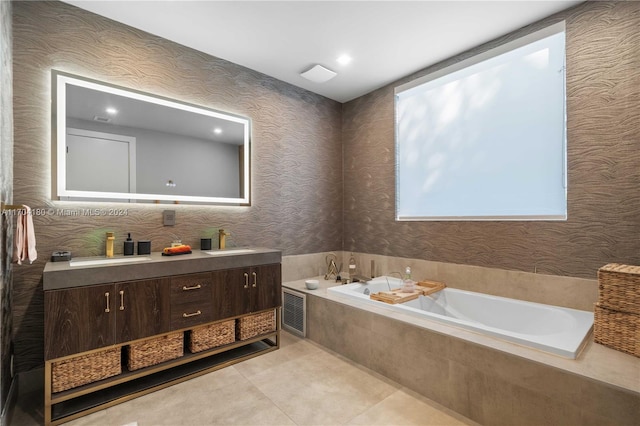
top-left (395, 22), bottom-right (566, 221)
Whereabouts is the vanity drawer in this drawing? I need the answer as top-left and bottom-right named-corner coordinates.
top-left (171, 300), bottom-right (213, 329)
top-left (171, 273), bottom-right (212, 302)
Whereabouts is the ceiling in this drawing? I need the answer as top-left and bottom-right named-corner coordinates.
top-left (63, 1), bottom-right (582, 103)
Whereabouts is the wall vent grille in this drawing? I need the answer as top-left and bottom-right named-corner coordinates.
top-left (282, 288), bottom-right (306, 337)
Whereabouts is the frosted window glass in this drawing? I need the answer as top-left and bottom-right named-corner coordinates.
top-left (395, 25), bottom-right (566, 221)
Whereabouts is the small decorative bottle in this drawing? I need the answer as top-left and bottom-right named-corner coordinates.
top-left (106, 232), bottom-right (115, 258)
top-left (348, 253), bottom-right (357, 279)
top-left (401, 266), bottom-right (415, 293)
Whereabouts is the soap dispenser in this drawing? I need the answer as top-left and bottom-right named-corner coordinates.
top-left (106, 232), bottom-right (115, 258)
top-left (124, 233), bottom-right (134, 256)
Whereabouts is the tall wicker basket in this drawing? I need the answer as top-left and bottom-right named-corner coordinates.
top-left (595, 263), bottom-right (640, 358)
top-left (51, 347), bottom-right (121, 393)
top-left (597, 263), bottom-right (640, 315)
top-left (594, 304), bottom-right (640, 357)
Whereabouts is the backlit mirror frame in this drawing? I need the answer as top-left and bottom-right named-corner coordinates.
top-left (53, 70), bottom-right (251, 205)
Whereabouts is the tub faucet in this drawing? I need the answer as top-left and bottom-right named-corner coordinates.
top-left (386, 271), bottom-right (403, 291)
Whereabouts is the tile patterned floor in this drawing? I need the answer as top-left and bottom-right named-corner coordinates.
top-left (11, 331), bottom-right (475, 425)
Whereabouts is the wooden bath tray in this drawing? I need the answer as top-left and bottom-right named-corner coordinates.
top-left (370, 280), bottom-right (446, 304)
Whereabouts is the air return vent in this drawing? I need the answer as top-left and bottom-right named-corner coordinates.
top-left (282, 288), bottom-right (306, 337)
top-left (93, 115), bottom-right (111, 123)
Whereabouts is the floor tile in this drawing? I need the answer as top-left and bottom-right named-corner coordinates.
top-left (347, 388), bottom-right (470, 426)
top-left (11, 331), bottom-right (473, 426)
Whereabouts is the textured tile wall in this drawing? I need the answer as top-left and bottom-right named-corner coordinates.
top-left (0, 0), bottom-right (14, 408)
top-left (342, 1), bottom-right (640, 279)
top-left (11, 1), bottom-right (342, 372)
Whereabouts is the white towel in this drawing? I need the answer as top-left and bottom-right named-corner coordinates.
top-left (13, 205), bottom-right (37, 265)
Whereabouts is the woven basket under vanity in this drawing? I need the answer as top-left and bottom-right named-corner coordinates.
top-left (126, 332), bottom-right (184, 371)
top-left (188, 320), bottom-right (235, 353)
top-left (52, 347), bottom-right (121, 393)
top-left (594, 264), bottom-right (640, 357)
top-left (237, 310), bottom-right (276, 341)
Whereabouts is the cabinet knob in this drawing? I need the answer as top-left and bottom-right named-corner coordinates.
top-left (252, 272), bottom-right (257, 288)
top-left (119, 290), bottom-right (125, 311)
top-left (243, 273), bottom-right (249, 289)
top-left (183, 310), bottom-right (202, 318)
top-left (104, 292), bottom-right (110, 313)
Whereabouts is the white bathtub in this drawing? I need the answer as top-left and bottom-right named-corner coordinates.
top-left (327, 277), bottom-right (594, 359)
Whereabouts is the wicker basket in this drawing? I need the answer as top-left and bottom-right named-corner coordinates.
top-left (188, 320), bottom-right (235, 353)
top-left (127, 332), bottom-right (184, 371)
top-left (237, 310), bottom-right (276, 341)
top-left (597, 264), bottom-right (640, 314)
top-left (52, 347), bottom-right (121, 393)
top-left (594, 304), bottom-right (640, 358)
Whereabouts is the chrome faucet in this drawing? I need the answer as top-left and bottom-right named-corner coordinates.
top-left (385, 271), bottom-right (403, 291)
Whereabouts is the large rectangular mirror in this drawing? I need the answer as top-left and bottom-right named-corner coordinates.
top-left (53, 70), bottom-right (250, 205)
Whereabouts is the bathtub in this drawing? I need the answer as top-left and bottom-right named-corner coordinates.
top-left (327, 277), bottom-right (594, 359)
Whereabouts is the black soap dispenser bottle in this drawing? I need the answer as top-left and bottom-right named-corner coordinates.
top-left (124, 233), bottom-right (134, 256)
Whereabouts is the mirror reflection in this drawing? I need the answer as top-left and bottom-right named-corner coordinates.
top-left (54, 71), bottom-right (251, 205)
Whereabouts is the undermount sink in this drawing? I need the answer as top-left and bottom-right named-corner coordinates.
top-left (69, 256), bottom-right (152, 267)
top-left (204, 249), bottom-right (256, 256)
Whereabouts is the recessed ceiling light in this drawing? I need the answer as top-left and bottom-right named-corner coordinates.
top-left (106, 107), bottom-right (118, 115)
top-left (213, 128), bottom-right (222, 134)
top-left (337, 54), bottom-right (352, 66)
top-left (300, 64), bottom-right (337, 83)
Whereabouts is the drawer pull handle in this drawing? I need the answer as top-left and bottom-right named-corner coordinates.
top-left (252, 272), bottom-right (257, 288)
top-left (183, 310), bottom-right (202, 318)
top-left (105, 292), bottom-right (110, 313)
top-left (243, 273), bottom-right (249, 289)
top-left (119, 290), bottom-right (125, 311)
top-left (182, 284), bottom-right (202, 291)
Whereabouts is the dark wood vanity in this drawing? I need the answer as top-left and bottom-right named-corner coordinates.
top-left (43, 249), bottom-right (281, 426)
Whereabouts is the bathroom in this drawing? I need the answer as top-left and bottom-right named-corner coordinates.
top-left (1, 0), bottom-right (639, 425)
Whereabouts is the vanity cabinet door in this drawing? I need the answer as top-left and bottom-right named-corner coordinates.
top-left (44, 284), bottom-right (116, 360)
top-left (115, 278), bottom-right (171, 344)
top-left (211, 264), bottom-right (282, 320)
top-left (211, 267), bottom-right (248, 320)
top-left (250, 264), bottom-right (282, 312)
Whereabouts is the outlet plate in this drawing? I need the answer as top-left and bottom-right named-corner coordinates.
top-left (163, 210), bottom-right (176, 226)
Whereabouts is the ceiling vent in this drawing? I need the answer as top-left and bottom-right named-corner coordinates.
top-left (93, 116), bottom-right (112, 123)
top-left (300, 64), bottom-right (337, 83)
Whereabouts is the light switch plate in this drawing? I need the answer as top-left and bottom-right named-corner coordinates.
top-left (163, 210), bottom-right (176, 226)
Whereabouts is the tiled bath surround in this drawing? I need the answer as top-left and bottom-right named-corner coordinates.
top-left (305, 295), bottom-right (639, 426)
top-left (283, 252), bottom-right (597, 311)
top-left (282, 252), bottom-right (638, 423)
top-left (282, 271), bottom-right (639, 425)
